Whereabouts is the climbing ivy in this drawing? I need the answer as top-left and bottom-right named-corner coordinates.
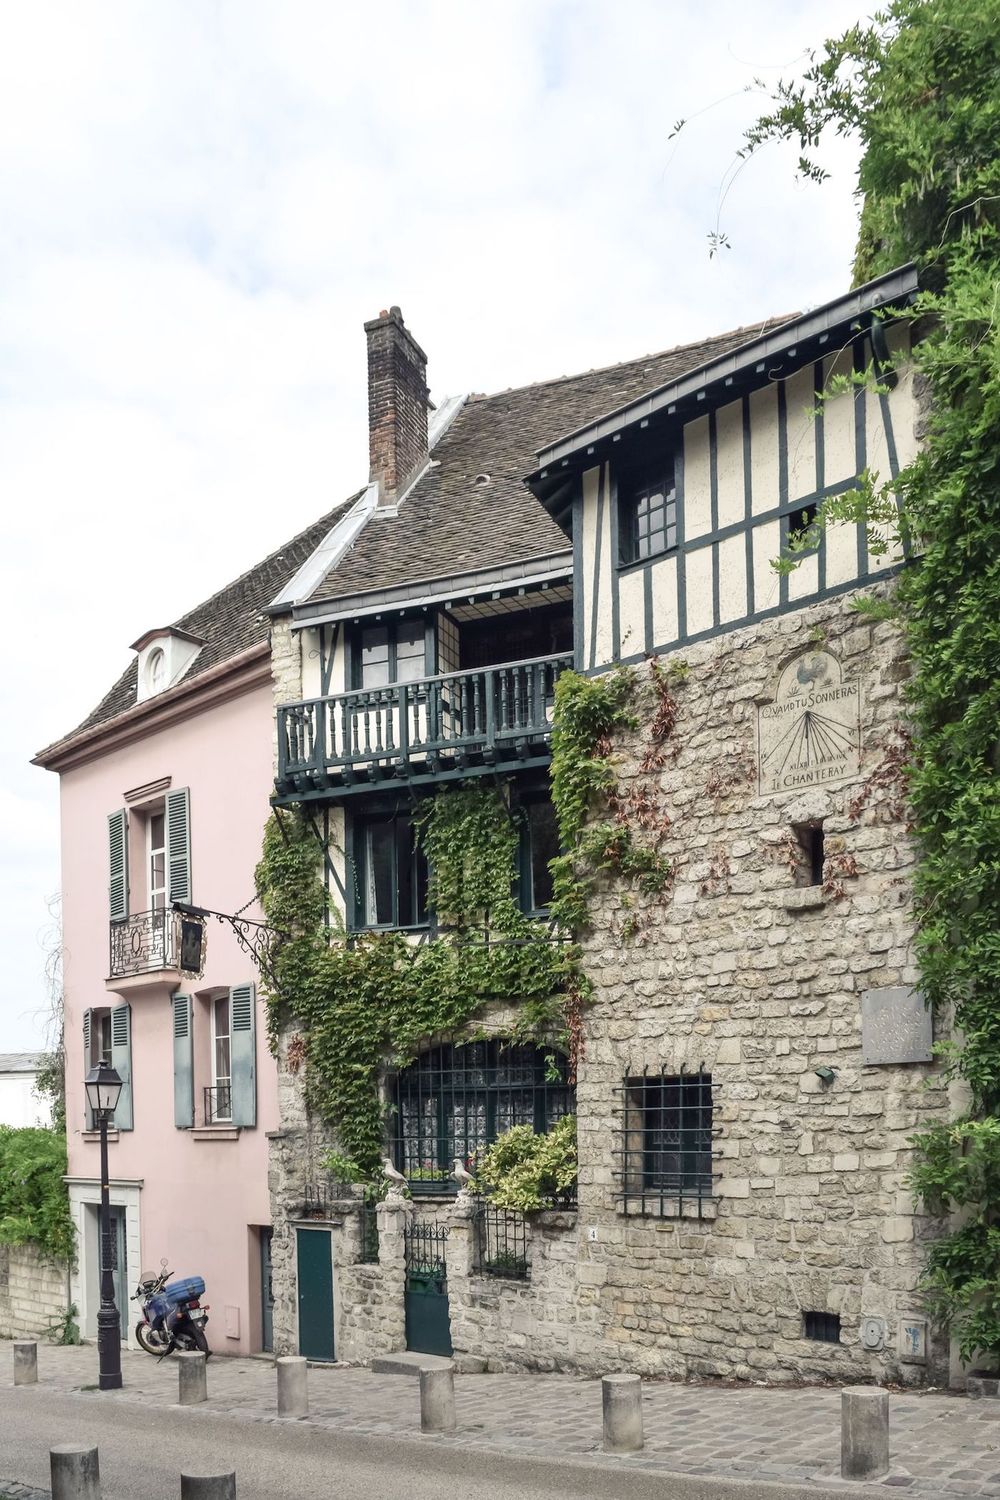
top-left (256, 792), bottom-right (575, 1180)
top-left (549, 664), bottom-right (674, 933)
top-left (742, 0), bottom-right (1000, 1367)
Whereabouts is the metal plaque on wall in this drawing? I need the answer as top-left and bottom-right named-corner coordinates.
top-left (757, 650), bottom-right (861, 797)
top-left (861, 986), bottom-right (933, 1066)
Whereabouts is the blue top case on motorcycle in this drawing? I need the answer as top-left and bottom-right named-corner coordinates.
top-left (164, 1276), bottom-right (205, 1306)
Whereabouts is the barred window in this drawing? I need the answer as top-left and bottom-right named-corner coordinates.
top-left (619, 1068), bottom-right (714, 1216)
top-left (392, 1039), bottom-right (573, 1195)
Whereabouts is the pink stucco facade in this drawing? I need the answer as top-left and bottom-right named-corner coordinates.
top-left (54, 660), bottom-right (277, 1356)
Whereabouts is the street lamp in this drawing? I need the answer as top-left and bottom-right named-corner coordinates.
top-left (84, 1061), bottom-right (124, 1391)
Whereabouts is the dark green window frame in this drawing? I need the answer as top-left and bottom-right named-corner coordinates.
top-left (349, 812), bottom-right (428, 931)
top-left (618, 461), bottom-right (678, 566)
top-left (350, 617), bottom-right (434, 689)
top-left (516, 797), bottom-right (559, 916)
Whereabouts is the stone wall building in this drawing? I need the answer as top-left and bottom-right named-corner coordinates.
top-left (263, 268), bottom-right (949, 1384)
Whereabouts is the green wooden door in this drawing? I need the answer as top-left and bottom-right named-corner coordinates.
top-left (404, 1222), bottom-right (452, 1357)
top-left (296, 1229), bottom-right (334, 1362)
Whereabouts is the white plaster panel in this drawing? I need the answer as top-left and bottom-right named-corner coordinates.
top-left (787, 549), bottom-right (820, 602)
top-left (300, 629), bottom-right (323, 701)
top-left (685, 546), bottom-right (714, 638)
top-left (683, 416), bottom-right (712, 541)
top-left (748, 386), bottom-right (780, 515)
top-left (821, 349), bottom-right (858, 486)
top-left (825, 518), bottom-right (861, 591)
top-left (581, 467), bottom-right (601, 667)
top-left (716, 398), bottom-right (744, 530)
top-left (618, 566), bottom-right (646, 660)
top-left (650, 553), bottom-right (679, 649)
top-left (593, 465), bottom-right (615, 670)
top-left (785, 366), bottom-right (817, 503)
top-left (717, 534), bottom-right (747, 624)
top-left (752, 520), bottom-right (782, 617)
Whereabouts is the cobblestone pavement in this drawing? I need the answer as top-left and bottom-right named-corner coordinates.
top-left (4, 1342), bottom-right (1000, 1497)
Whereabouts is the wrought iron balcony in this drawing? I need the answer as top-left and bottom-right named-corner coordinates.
top-left (109, 908), bottom-right (177, 979)
top-left (275, 652), bottom-right (572, 800)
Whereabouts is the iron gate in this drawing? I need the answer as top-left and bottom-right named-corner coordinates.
top-left (404, 1220), bottom-right (452, 1357)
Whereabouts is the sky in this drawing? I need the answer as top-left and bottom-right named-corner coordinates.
top-left (0, 0), bottom-right (870, 1050)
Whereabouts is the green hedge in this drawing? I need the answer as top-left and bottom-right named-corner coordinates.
top-left (0, 1126), bottom-right (74, 1263)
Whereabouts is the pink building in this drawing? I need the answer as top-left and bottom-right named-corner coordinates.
top-left (34, 517), bottom-right (345, 1355)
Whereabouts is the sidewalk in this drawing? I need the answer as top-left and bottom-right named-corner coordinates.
top-left (3, 1341), bottom-right (1000, 1498)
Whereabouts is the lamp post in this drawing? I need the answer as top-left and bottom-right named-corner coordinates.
top-left (84, 1061), bottom-right (124, 1391)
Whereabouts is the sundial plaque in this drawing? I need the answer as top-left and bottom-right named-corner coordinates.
top-left (757, 650), bottom-right (861, 796)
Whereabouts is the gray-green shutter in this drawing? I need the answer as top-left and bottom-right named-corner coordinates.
top-left (229, 983), bottom-right (256, 1128)
top-left (172, 993), bottom-right (194, 1129)
top-left (166, 788), bottom-right (191, 904)
top-left (108, 810), bottom-right (129, 920)
top-left (83, 1008), bottom-right (93, 1129)
top-left (110, 1002), bottom-right (133, 1130)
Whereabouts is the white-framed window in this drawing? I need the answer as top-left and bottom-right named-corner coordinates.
top-left (147, 810), bottom-right (167, 910)
top-left (212, 995), bottom-right (232, 1122)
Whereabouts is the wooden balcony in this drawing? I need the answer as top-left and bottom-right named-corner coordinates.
top-left (274, 653), bottom-right (572, 801)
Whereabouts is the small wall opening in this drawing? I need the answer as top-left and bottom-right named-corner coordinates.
top-left (789, 502), bottom-right (818, 538)
top-left (804, 1310), bottom-right (841, 1343)
top-left (793, 823), bottom-right (825, 887)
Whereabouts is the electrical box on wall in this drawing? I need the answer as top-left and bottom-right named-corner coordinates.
top-left (861, 1317), bottom-right (886, 1351)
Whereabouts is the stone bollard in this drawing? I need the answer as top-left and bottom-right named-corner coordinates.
top-left (841, 1385), bottom-right (889, 1481)
top-left (602, 1373), bottom-right (644, 1454)
top-left (13, 1340), bottom-right (38, 1386)
top-left (180, 1474), bottom-right (236, 1499)
top-left (50, 1444), bottom-right (101, 1500)
top-left (177, 1351), bottom-right (208, 1406)
top-left (276, 1355), bottom-right (308, 1418)
top-left (419, 1366), bottom-right (456, 1433)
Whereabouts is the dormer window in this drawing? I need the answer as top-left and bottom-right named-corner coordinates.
top-left (619, 460), bottom-right (678, 565)
top-left (132, 627), bottom-right (204, 704)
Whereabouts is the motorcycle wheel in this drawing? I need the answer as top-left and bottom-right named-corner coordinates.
top-left (188, 1324), bottom-right (210, 1357)
top-left (135, 1321), bottom-right (171, 1356)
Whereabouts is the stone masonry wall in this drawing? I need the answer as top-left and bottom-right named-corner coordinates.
top-left (0, 1243), bottom-right (69, 1339)
top-left (567, 586), bottom-right (947, 1385)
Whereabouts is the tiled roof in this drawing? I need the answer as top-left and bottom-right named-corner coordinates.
top-left (301, 316), bottom-right (792, 605)
top-left (0, 1053), bottom-right (44, 1073)
top-left (46, 494), bottom-right (362, 749)
top-left (43, 313), bottom-right (792, 754)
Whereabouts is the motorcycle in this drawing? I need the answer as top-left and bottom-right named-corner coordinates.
top-left (133, 1258), bottom-right (211, 1357)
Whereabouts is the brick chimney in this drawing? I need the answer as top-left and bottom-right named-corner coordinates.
top-left (364, 305), bottom-right (429, 506)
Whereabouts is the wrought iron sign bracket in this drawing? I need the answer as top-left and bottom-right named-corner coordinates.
top-left (171, 901), bottom-right (287, 988)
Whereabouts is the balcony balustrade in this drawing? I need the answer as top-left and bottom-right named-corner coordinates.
top-left (275, 652), bottom-right (572, 799)
top-left (108, 908), bottom-right (177, 979)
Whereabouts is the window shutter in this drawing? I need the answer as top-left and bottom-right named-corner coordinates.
top-left (166, 788), bottom-right (191, 904)
top-left (108, 810), bottom-right (129, 920)
top-left (82, 1008), bottom-right (93, 1129)
top-left (110, 1002), bottom-right (133, 1131)
top-left (172, 993), bottom-right (194, 1129)
top-left (229, 982), bottom-right (257, 1128)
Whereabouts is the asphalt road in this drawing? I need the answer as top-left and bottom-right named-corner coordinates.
top-left (0, 1386), bottom-right (857, 1500)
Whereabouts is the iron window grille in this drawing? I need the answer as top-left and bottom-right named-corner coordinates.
top-left (358, 1199), bottom-right (380, 1264)
top-left (475, 1203), bottom-right (529, 1280)
top-left (619, 463), bottom-right (678, 565)
top-left (203, 1085), bottom-right (232, 1125)
top-left (618, 1066), bottom-right (715, 1217)
top-left (392, 1038), bottom-right (574, 1195)
top-left (804, 1310), bottom-right (841, 1343)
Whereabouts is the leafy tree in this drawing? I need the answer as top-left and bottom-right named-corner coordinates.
top-left (743, 0), bottom-right (1000, 1368)
top-left (0, 1126), bottom-right (75, 1263)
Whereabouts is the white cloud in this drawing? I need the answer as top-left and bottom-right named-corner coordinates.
top-left (0, 0), bottom-right (869, 1046)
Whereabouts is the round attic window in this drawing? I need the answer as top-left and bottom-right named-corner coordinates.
top-left (147, 649), bottom-right (166, 694)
